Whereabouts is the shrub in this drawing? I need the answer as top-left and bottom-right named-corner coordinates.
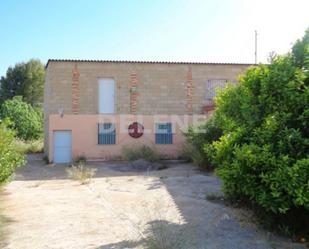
top-left (14, 139), bottom-right (43, 154)
top-left (74, 155), bottom-right (87, 164)
top-left (66, 163), bottom-right (96, 184)
top-left (122, 145), bottom-right (160, 162)
top-left (179, 142), bottom-right (205, 166)
top-left (197, 29), bottom-right (309, 236)
top-left (0, 96), bottom-right (43, 140)
top-left (213, 55), bottom-right (309, 215)
top-left (0, 119), bottom-right (25, 183)
top-left (184, 116), bottom-right (222, 168)
top-left (184, 28), bottom-right (309, 236)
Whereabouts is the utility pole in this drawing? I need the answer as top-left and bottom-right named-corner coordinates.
top-left (255, 30), bottom-right (258, 64)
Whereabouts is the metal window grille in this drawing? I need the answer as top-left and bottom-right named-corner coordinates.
top-left (98, 123), bottom-right (116, 144)
top-left (155, 123), bottom-right (173, 144)
top-left (205, 79), bottom-right (228, 100)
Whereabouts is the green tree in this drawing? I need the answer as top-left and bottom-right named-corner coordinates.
top-left (209, 30), bottom-right (309, 216)
top-left (0, 119), bottom-right (25, 183)
top-left (0, 59), bottom-right (45, 107)
top-left (292, 28), bottom-right (309, 69)
top-left (0, 96), bottom-right (43, 140)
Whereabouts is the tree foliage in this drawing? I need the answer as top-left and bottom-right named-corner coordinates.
top-left (0, 59), bottom-right (45, 107)
top-left (0, 96), bottom-right (43, 140)
top-left (186, 28), bottom-right (309, 219)
top-left (214, 30), bottom-right (309, 214)
top-left (0, 119), bottom-right (25, 183)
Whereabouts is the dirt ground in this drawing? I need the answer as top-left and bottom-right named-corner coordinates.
top-left (0, 155), bottom-right (306, 249)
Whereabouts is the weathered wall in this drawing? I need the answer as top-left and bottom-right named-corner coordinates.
top-left (45, 61), bottom-right (249, 115)
top-left (48, 114), bottom-right (208, 162)
top-left (44, 61), bottom-right (250, 159)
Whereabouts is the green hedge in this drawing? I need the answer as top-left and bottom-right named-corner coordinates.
top-left (0, 120), bottom-right (25, 183)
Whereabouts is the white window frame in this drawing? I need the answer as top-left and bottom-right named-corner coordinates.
top-left (98, 78), bottom-right (115, 114)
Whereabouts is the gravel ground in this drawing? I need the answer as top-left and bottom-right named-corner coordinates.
top-left (0, 154), bottom-right (306, 249)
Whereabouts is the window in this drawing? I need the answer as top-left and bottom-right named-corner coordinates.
top-left (155, 123), bottom-right (173, 144)
top-left (98, 78), bottom-right (115, 114)
top-left (205, 79), bottom-right (228, 100)
top-left (98, 123), bottom-right (116, 144)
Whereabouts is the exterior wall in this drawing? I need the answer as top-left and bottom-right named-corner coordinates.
top-left (48, 114), bottom-right (209, 162)
top-left (45, 61), bottom-right (249, 116)
top-left (44, 65), bottom-right (52, 157)
top-left (44, 61), bottom-right (250, 161)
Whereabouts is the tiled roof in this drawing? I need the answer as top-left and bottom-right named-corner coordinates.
top-left (46, 59), bottom-right (253, 68)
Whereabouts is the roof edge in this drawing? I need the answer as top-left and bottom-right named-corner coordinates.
top-left (45, 59), bottom-right (254, 68)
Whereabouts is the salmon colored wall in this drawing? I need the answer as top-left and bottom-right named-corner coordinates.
top-left (49, 114), bottom-right (209, 162)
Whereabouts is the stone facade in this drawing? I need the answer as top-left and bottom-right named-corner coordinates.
top-left (44, 60), bottom-right (250, 161)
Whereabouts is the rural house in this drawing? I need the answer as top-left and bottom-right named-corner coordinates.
top-left (44, 59), bottom-right (249, 163)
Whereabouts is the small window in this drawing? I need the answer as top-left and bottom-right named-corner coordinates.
top-left (155, 123), bottom-right (173, 144)
top-left (205, 79), bottom-right (228, 100)
top-left (98, 123), bottom-right (116, 144)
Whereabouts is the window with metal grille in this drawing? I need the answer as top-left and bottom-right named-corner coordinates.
top-left (98, 123), bottom-right (116, 144)
top-left (205, 79), bottom-right (228, 100)
top-left (155, 123), bottom-right (173, 144)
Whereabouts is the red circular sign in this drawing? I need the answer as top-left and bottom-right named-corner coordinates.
top-left (128, 122), bottom-right (144, 138)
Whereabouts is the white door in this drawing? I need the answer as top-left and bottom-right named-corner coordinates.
top-left (54, 131), bottom-right (72, 164)
top-left (99, 78), bottom-right (115, 114)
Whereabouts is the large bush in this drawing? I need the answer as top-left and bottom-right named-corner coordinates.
top-left (204, 28), bottom-right (309, 227)
top-left (213, 56), bottom-right (309, 214)
top-left (0, 120), bottom-right (25, 183)
top-left (0, 96), bottom-right (43, 140)
top-left (185, 28), bottom-right (309, 234)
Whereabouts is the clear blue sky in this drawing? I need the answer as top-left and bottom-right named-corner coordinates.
top-left (0, 0), bottom-right (308, 77)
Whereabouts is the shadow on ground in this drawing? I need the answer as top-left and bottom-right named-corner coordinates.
top-left (0, 189), bottom-right (16, 248)
top-left (97, 220), bottom-right (194, 249)
top-left (9, 154), bottom-right (306, 249)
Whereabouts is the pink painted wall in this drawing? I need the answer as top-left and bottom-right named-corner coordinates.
top-left (49, 114), bottom-right (209, 162)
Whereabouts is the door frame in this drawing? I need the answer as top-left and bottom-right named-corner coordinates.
top-left (53, 130), bottom-right (72, 164)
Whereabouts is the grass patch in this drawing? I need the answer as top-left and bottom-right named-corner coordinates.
top-left (142, 219), bottom-right (193, 249)
top-left (66, 163), bottom-right (96, 184)
top-left (122, 145), bottom-right (160, 162)
top-left (126, 203), bottom-right (195, 249)
top-left (14, 139), bottom-right (43, 154)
